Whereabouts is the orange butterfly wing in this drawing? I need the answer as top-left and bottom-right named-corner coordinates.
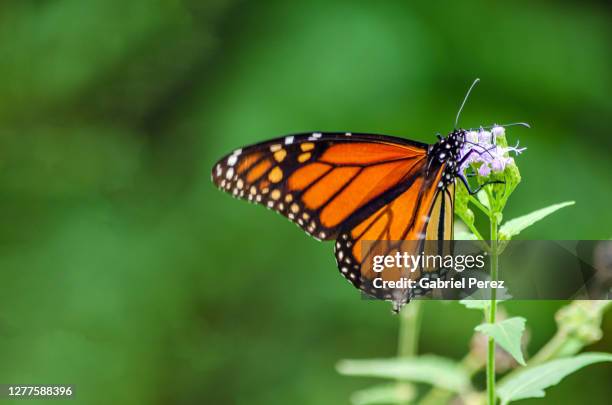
top-left (334, 168), bottom-right (455, 304)
top-left (213, 131), bottom-right (455, 307)
top-left (212, 132), bottom-right (429, 240)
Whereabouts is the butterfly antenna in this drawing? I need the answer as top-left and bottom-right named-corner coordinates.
top-left (481, 122), bottom-right (531, 130)
top-left (455, 78), bottom-right (480, 129)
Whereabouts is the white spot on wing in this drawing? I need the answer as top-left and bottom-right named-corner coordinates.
top-left (227, 155), bottom-right (238, 166)
top-left (285, 136), bottom-right (294, 145)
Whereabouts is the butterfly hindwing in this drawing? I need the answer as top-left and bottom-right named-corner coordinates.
top-left (334, 163), bottom-right (455, 302)
top-left (212, 132), bottom-right (429, 240)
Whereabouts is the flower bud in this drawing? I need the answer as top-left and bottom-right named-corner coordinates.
top-left (491, 125), bottom-right (505, 140)
top-left (478, 164), bottom-right (491, 177)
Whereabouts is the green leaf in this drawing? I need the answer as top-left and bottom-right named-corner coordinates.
top-left (476, 189), bottom-right (490, 209)
top-left (498, 353), bottom-right (612, 404)
top-left (350, 383), bottom-right (415, 405)
top-left (336, 355), bottom-right (469, 392)
top-left (475, 317), bottom-right (526, 366)
top-left (499, 201), bottom-right (575, 240)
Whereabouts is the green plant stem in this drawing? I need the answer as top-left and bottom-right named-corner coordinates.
top-left (398, 300), bottom-right (422, 357)
top-left (486, 214), bottom-right (499, 405)
top-left (397, 301), bottom-right (422, 405)
top-left (464, 218), bottom-right (487, 242)
top-left (469, 195), bottom-right (490, 216)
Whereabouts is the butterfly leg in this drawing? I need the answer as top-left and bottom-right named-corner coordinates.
top-left (457, 173), bottom-right (504, 195)
top-left (457, 148), bottom-right (506, 194)
top-left (458, 145), bottom-right (498, 167)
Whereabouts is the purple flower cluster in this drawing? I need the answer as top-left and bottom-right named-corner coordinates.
top-left (459, 126), bottom-right (526, 177)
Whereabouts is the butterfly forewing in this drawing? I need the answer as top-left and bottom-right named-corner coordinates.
top-left (212, 132), bottom-right (428, 240)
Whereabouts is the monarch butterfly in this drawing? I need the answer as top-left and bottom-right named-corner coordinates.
top-left (211, 80), bottom-right (525, 310)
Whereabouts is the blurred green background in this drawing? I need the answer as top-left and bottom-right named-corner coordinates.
top-left (0, 0), bottom-right (610, 404)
